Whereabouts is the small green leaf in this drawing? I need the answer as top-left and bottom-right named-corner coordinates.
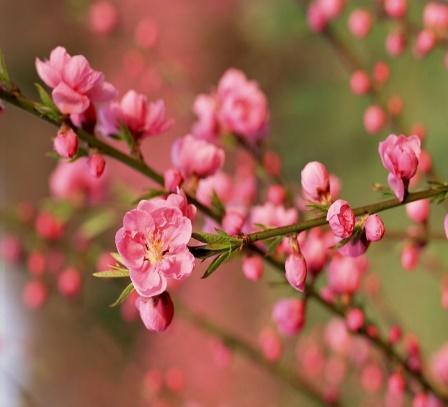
top-left (110, 252), bottom-right (125, 265)
top-left (0, 49), bottom-right (10, 84)
top-left (188, 245), bottom-right (221, 259)
top-left (306, 203), bottom-right (329, 212)
top-left (109, 283), bottom-right (134, 307)
top-left (118, 125), bottom-right (136, 151)
top-left (35, 83), bottom-right (56, 109)
top-left (211, 191), bottom-right (225, 217)
top-left (201, 251), bottom-right (231, 279)
top-left (93, 267), bottom-right (130, 278)
top-left (79, 210), bottom-right (116, 240)
top-left (192, 231), bottom-right (241, 246)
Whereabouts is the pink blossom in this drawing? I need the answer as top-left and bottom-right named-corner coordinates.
top-left (364, 105), bottom-right (387, 134)
top-left (50, 157), bottom-right (107, 204)
top-left (379, 134), bottom-right (421, 201)
top-left (424, 2), bottom-right (448, 32)
top-left (301, 229), bottom-right (328, 275)
top-left (272, 299), bottom-right (305, 336)
top-left (171, 134), bottom-right (224, 179)
top-left (54, 127), bottom-right (78, 158)
top-left (350, 70), bottom-right (371, 95)
top-left (136, 291), bottom-right (174, 332)
top-left (58, 266), bottom-right (82, 298)
top-left (384, 0), bottom-right (407, 19)
top-left (401, 243), bottom-right (420, 271)
top-left (328, 255), bottom-right (364, 295)
top-left (88, 153), bottom-right (106, 178)
top-left (348, 9), bottom-right (373, 39)
top-left (326, 199), bottom-right (355, 239)
top-left (165, 367), bottom-right (186, 392)
top-left (191, 94), bottom-right (219, 141)
top-left (364, 214), bottom-right (385, 242)
top-left (35, 212), bottom-right (64, 240)
top-left (337, 234), bottom-right (369, 257)
top-left (163, 168), bottom-right (183, 193)
top-left (242, 255), bottom-right (264, 281)
top-left (307, 2), bottom-right (328, 32)
top-left (388, 372), bottom-right (406, 396)
top-left (386, 30), bottom-right (407, 57)
top-left (317, 0), bottom-right (345, 20)
top-left (267, 184), bottom-right (286, 205)
top-left (432, 345), bottom-right (448, 387)
top-left (361, 363), bottom-right (384, 392)
top-left (88, 1), bottom-right (119, 35)
top-left (216, 69), bottom-right (269, 142)
top-left (285, 253), bottom-right (308, 292)
top-left (301, 161), bottom-right (330, 203)
top-left (250, 202), bottom-right (298, 229)
top-left (222, 210), bottom-right (245, 235)
top-left (413, 393), bottom-right (429, 407)
top-left (134, 18), bottom-right (159, 49)
top-left (415, 30), bottom-right (436, 58)
top-left (406, 199), bottom-right (430, 223)
top-left (98, 90), bottom-right (172, 139)
top-left (0, 234), bottom-right (22, 263)
top-left (36, 46), bottom-right (116, 115)
top-left (263, 151), bottom-right (282, 177)
top-left (444, 214), bottom-right (448, 240)
top-left (388, 325), bottom-right (403, 344)
top-left (22, 280), bottom-right (48, 309)
top-left (419, 150), bottom-right (433, 174)
top-left (373, 61), bottom-right (390, 85)
top-left (115, 194), bottom-right (195, 298)
top-left (27, 251), bottom-right (46, 277)
top-left (259, 327), bottom-right (282, 361)
top-left (345, 308), bottom-right (364, 331)
top-left (325, 318), bottom-right (351, 355)
top-left (196, 172), bottom-right (232, 206)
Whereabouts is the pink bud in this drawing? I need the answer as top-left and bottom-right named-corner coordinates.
top-left (307, 3), bottom-right (328, 32)
top-left (384, 0), bottom-right (407, 19)
top-left (415, 30), bottom-right (436, 58)
top-left (388, 372), bottom-right (406, 395)
top-left (58, 266), bottom-right (82, 298)
top-left (413, 393), bottom-right (428, 407)
top-left (364, 105), bottom-right (387, 134)
top-left (424, 2), bottom-right (448, 31)
top-left (406, 199), bottom-right (430, 223)
top-left (386, 30), bottom-right (407, 56)
top-left (54, 127), bottom-right (78, 158)
top-left (401, 243), bottom-right (420, 271)
top-left (267, 184), bottom-right (286, 205)
top-left (350, 70), bottom-right (371, 95)
top-left (285, 253), bottom-right (308, 292)
top-left (22, 280), bottom-right (48, 309)
top-left (259, 327), bottom-right (282, 361)
top-left (388, 325), bottom-right (402, 344)
top-left (348, 9), bottom-right (373, 39)
top-left (242, 255), bottom-right (264, 281)
top-left (272, 299), bottom-right (305, 336)
top-left (35, 212), bottom-right (64, 240)
top-left (163, 168), bottom-right (183, 193)
top-left (135, 292), bottom-right (174, 332)
top-left (27, 250), bottom-right (46, 277)
top-left (373, 61), bottom-right (390, 86)
top-left (88, 153), bottom-right (106, 178)
top-left (120, 291), bottom-right (139, 322)
top-left (165, 367), bottom-right (186, 392)
top-left (329, 174), bottom-right (341, 201)
top-left (135, 18), bottom-right (159, 49)
top-left (301, 161), bottom-right (330, 202)
top-left (326, 199), bottom-right (355, 238)
top-left (263, 151), bottom-right (281, 177)
top-left (346, 308), bottom-right (364, 331)
top-left (88, 0), bottom-right (119, 35)
top-left (361, 363), bottom-right (384, 392)
top-left (364, 214), bottom-right (385, 242)
top-left (444, 214), bottom-right (448, 240)
top-left (387, 95), bottom-right (403, 116)
top-left (222, 210), bottom-right (245, 235)
top-left (318, 0), bottom-right (345, 20)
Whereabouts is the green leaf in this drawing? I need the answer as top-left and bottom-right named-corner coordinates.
top-left (211, 191), bottom-right (225, 217)
top-left (110, 252), bottom-right (125, 265)
top-left (188, 245), bottom-right (221, 259)
top-left (109, 283), bottom-right (134, 307)
top-left (306, 203), bottom-right (329, 212)
top-left (201, 251), bottom-right (231, 279)
top-left (35, 83), bottom-right (56, 109)
top-left (79, 210), bottom-right (116, 240)
top-left (118, 125), bottom-right (136, 151)
top-left (192, 230), bottom-right (241, 246)
top-left (0, 49), bottom-right (10, 84)
top-left (93, 266), bottom-right (130, 278)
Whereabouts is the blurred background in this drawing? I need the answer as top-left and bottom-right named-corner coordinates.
top-left (1, 0), bottom-right (448, 406)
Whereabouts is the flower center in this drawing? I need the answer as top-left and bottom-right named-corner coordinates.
top-left (146, 238), bottom-right (164, 265)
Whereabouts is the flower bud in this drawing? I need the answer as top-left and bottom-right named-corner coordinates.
top-left (412, 393), bottom-right (428, 407)
top-left (272, 298), bottom-right (305, 336)
top-left (22, 280), bottom-right (48, 309)
top-left (88, 0), bottom-right (119, 35)
top-left (345, 308), bottom-right (364, 331)
top-left (364, 214), bottom-right (385, 242)
top-left (307, 3), bottom-right (328, 33)
top-left (406, 199), bottom-right (430, 223)
top-left (267, 184), bottom-right (286, 205)
top-left (415, 30), bottom-right (436, 58)
top-left (444, 214), bottom-right (448, 240)
top-left (58, 266), bottom-right (82, 298)
top-left (263, 151), bottom-right (281, 177)
top-left (388, 372), bottom-right (406, 396)
top-left (88, 153), bottom-right (106, 178)
top-left (373, 61), bottom-right (390, 86)
top-left (0, 234), bottom-right (22, 263)
top-left (326, 199), bottom-right (355, 238)
top-left (301, 161), bottom-right (330, 202)
top-left (222, 210), bottom-right (244, 235)
top-left (164, 168), bottom-right (183, 192)
top-left (348, 9), bottom-right (372, 39)
top-left (35, 212), bottom-right (64, 240)
top-left (285, 253), bottom-right (308, 292)
top-left (54, 127), bottom-right (78, 158)
top-left (388, 325), bottom-right (402, 344)
top-left (259, 327), bottom-right (282, 361)
top-left (27, 250), bottom-right (46, 277)
top-left (136, 291), bottom-right (174, 332)
top-left (242, 255), bottom-right (264, 281)
top-left (350, 70), bottom-right (371, 95)
top-left (364, 105), bottom-right (387, 134)
top-left (384, 0), bottom-right (407, 19)
top-left (401, 243), bottom-right (420, 271)
top-left (318, 0), bottom-right (345, 20)
top-left (165, 367), bottom-right (185, 392)
top-left (386, 30), bottom-right (406, 57)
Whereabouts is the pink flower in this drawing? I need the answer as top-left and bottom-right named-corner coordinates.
top-left (222, 210), bottom-right (245, 235)
top-left (22, 280), bottom-right (48, 310)
top-left (444, 214), bottom-right (448, 240)
top-left (88, 153), bottom-right (106, 178)
top-left (350, 70), bottom-right (371, 95)
top-left (364, 105), bottom-right (387, 134)
top-left (373, 61), bottom-right (390, 85)
top-left (326, 199), bottom-right (355, 239)
top-left (115, 194), bottom-right (195, 298)
top-left (378, 134), bottom-right (421, 201)
top-left (317, 0), bottom-right (345, 20)
top-left (27, 251), bottom-right (46, 277)
top-left (328, 255), bottom-right (364, 295)
top-left (406, 199), bottom-right (430, 223)
top-left (414, 30), bottom-right (436, 58)
top-left (242, 255), bottom-right (264, 281)
top-left (58, 266), bottom-right (82, 298)
top-left (386, 30), bottom-right (407, 57)
top-left (337, 234), bottom-right (369, 257)
top-left (301, 161), bottom-right (330, 203)
top-left (136, 291), bottom-right (174, 332)
top-left (171, 134), bottom-right (224, 179)
top-left (54, 127), bottom-right (78, 158)
top-left (250, 202), bottom-right (298, 229)
top-left (401, 243), bottom-right (420, 271)
top-left (0, 234), bottom-right (22, 263)
top-left (424, 2), bottom-right (448, 32)
top-left (88, 0), bottom-right (119, 35)
top-left (98, 90), bottom-right (172, 139)
top-left (259, 327), bottom-right (282, 361)
top-left (285, 253), bottom-right (308, 292)
top-left (272, 299), bottom-right (305, 336)
top-left (345, 308), bottom-right (364, 331)
top-left (50, 157), bottom-right (107, 204)
top-left (267, 185), bottom-right (286, 205)
top-left (36, 46), bottom-right (116, 115)
top-left (35, 212), bottom-right (64, 240)
top-left (307, 2), bottom-right (328, 32)
top-left (388, 372), bottom-right (406, 396)
top-left (431, 345), bottom-right (448, 386)
top-left (364, 214), bottom-right (385, 242)
top-left (216, 69), bottom-right (269, 142)
top-left (348, 9), bottom-right (373, 39)
top-left (384, 0), bottom-right (407, 19)
top-left (196, 172), bottom-right (232, 206)
top-left (163, 168), bottom-right (183, 193)
top-left (301, 229), bottom-right (329, 275)
top-left (192, 94), bottom-right (219, 141)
